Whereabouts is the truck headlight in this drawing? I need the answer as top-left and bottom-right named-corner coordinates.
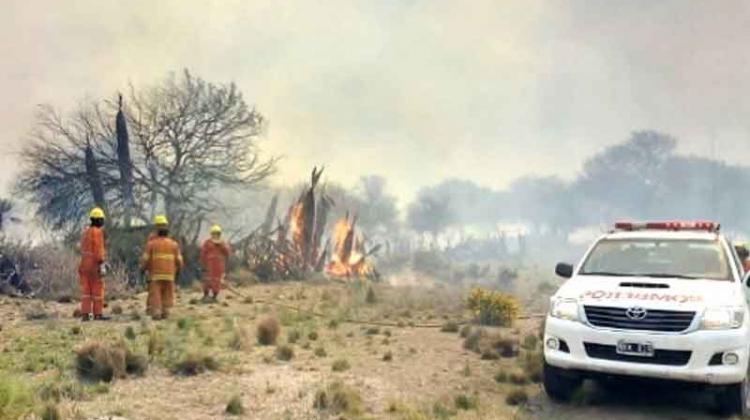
top-left (701, 307), bottom-right (744, 330)
top-left (550, 298), bottom-right (579, 322)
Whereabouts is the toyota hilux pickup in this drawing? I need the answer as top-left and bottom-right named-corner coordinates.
top-left (543, 221), bottom-right (750, 415)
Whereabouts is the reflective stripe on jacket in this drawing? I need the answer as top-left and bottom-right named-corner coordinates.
top-left (140, 236), bottom-right (183, 281)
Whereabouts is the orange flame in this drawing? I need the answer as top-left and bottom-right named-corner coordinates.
top-left (325, 216), bottom-right (374, 279)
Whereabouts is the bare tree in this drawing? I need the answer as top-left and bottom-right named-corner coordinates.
top-left (17, 69), bottom-right (277, 235)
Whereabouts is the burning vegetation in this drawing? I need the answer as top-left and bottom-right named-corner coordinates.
top-left (239, 167), bottom-right (380, 281)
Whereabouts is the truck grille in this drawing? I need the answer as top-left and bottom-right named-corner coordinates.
top-left (584, 343), bottom-right (691, 366)
top-left (583, 305), bottom-right (695, 332)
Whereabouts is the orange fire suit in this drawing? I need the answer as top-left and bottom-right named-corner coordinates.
top-left (200, 239), bottom-right (230, 296)
top-left (78, 226), bottom-right (106, 316)
top-left (140, 236), bottom-right (183, 318)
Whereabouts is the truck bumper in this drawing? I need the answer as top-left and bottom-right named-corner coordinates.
top-left (544, 316), bottom-right (749, 385)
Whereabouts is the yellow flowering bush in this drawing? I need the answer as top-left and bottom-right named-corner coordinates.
top-left (467, 287), bottom-right (520, 327)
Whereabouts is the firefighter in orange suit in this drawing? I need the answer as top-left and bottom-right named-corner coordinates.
top-left (140, 215), bottom-right (183, 320)
top-left (79, 207), bottom-right (108, 321)
top-left (200, 224), bottom-right (231, 302)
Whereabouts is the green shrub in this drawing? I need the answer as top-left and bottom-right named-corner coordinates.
top-left (454, 393), bottom-right (478, 411)
top-left (124, 326), bottom-right (137, 341)
top-left (382, 351), bottom-right (393, 362)
top-left (308, 331), bottom-right (319, 341)
top-left (459, 324), bottom-right (472, 338)
top-left (0, 375), bottom-right (33, 419)
top-left (314, 347), bottom-right (327, 358)
top-left (467, 288), bottom-right (520, 326)
top-left (176, 317), bottom-right (194, 330)
top-left (225, 395), bottom-right (244, 415)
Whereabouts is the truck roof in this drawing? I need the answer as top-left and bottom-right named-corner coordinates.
top-left (604, 230), bottom-right (722, 241)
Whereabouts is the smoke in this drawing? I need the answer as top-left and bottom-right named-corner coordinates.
top-left (2, 1), bottom-right (750, 202)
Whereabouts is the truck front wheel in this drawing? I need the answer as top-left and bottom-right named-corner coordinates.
top-left (543, 361), bottom-right (582, 402)
top-left (716, 378), bottom-right (749, 416)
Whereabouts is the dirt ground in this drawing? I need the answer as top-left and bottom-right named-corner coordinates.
top-left (0, 280), bottom-right (742, 420)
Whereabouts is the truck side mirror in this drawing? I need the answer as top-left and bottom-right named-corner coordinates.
top-left (555, 263), bottom-right (574, 279)
top-left (744, 271), bottom-right (750, 287)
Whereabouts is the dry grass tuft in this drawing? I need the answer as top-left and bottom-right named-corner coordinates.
top-left (125, 352), bottom-right (148, 376)
top-left (382, 350), bottom-right (393, 362)
top-left (111, 304), bottom-right (123, 315)
top-left (74, 341), bottom-right (132, 382)
top-left (462, 328), bottom-right (482, 352)
top-left (440, 321), bottom-right (459, 333)
top-left (275, 344), bottom-right (295, 361)
top-left (25, 302), bottom-right (53, 320)
top-left (521, 350), bottom-right (543, 383)
top-left (287, 329), bottom-right (301, 344)
top-left (505, 388), bottom-right (529, 406)
top-left (314, 346), bottom-right (327, 358)
top-left (332, 358), bottom-right (351, 372)
top-left (257, 317), bottom-right (280, 346)
top-left (229, 322), bottom-right (253, 351)
top-left (314, 381), bottom-right (362, 415)
top-left (171, 353), bottom-right (219, 376)
top-left (39, 404), bottom-right (62, 420)
top-left (365, 286), bottom-right (377, 304)
top-left (508, 371), bottom-right (529, 385)
top-left (522, 333), bottom-right (539, 350)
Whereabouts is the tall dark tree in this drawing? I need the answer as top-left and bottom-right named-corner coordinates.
top-left (115, 94), bottom-right (134, 226)
top-left (84, 141), bottom-right (105, 209)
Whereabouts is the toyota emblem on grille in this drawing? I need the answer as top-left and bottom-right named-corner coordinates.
top-left (626, 306), bottom-right (648, 320)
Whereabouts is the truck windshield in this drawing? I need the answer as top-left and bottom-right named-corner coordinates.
top-left (579, 238), bottom-right (732, 281)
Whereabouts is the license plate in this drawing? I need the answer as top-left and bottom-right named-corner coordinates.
top-left (616, 340), bottom-right (654, 357)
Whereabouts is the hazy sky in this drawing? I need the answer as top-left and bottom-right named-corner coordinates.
top-left (2, 0), bottom-right (750, 203)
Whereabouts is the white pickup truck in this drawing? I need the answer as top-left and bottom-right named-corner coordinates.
top-left (543, 221), bottom-right (750, 415)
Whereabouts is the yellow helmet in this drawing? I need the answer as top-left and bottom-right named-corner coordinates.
top-left (153, 215), bottom-right (169, 226)
top-left (89, 207), bottom-right (105, 219)
top-left (210, 224), bottom-right (222, 234)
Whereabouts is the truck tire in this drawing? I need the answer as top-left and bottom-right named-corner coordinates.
top-left (543, 361), bottom-right (582, 402)
top-left (716, 379), bottom-right (749, 417)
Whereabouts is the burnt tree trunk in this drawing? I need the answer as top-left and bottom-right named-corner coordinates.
top-left (116, 94), bottom-right (134, 226)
